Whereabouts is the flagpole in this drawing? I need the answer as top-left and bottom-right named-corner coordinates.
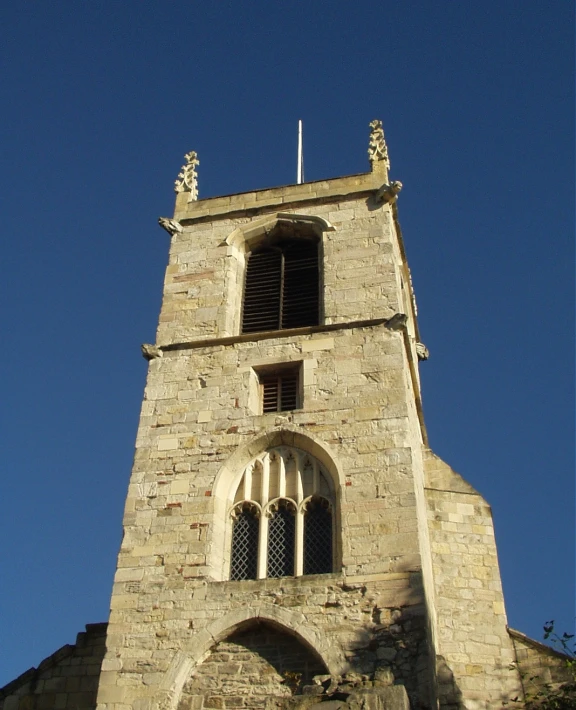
top-left (297, 120), bottom-right (303, 184)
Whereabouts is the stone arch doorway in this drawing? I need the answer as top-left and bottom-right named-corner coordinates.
top-left (177, 620), bottom-right (329, 710)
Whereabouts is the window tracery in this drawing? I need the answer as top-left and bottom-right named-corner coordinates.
top-left (229, 447), bottom-right (334, 580)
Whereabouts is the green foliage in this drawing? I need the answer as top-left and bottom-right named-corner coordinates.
top-left (508, 622), bottom-right (576, 710)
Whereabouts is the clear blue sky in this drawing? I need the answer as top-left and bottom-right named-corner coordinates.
top-left (1, 1), bottom-right (573, 687)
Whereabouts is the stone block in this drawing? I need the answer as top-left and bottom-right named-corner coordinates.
top-left (301, 338), bottom-right (334, 353)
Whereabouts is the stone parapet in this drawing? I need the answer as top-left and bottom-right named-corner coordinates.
top-left (174, 173), bottom-right (383, 223)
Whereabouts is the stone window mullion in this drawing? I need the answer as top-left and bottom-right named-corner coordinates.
top-left (257, 455), bottom-right (271, 579)
top-left (295, 508), bottom-right (304, 576)
top-left (257, 515), bottom-right (269, 580)
top-left (243, 464), bottom-right (253, 500)
top-left (278, 454), bottom-right (286, 498)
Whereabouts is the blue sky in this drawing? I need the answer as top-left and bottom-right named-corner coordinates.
top-left (1, 1), bottom-right (573, 687)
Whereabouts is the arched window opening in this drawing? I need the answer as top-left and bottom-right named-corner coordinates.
top-left (228, 447), bottom-right (337, 580)
top-left (304, 497), bottom-right (333, 575)
top-left (230, 503), bottom-right (260, 581)
top-left (242, 237), bottom-right (319, 334)
top-left (267, 500), bottom-right (296, 578)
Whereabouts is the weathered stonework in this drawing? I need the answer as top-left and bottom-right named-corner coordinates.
top-left (0, 623), bottom-right (107, 710)
top-left (2, 122), bottom-right (571, 710)
top-left (508, 630), bottom-right (574, 702)
top-left (94, 145), bottom-right (444, 709)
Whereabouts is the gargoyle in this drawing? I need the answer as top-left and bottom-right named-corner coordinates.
top-left (141, 343), bottom-right (163, 360)
top-left (385, 313), bottom-right (408, 331)
top-left (158, 217), bottom-right (183, 236)
top-left (375, 181), bottom-right (403, 204)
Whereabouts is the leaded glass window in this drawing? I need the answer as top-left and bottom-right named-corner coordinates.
top-left (304, 497), bottom-right (332, 575)
top-left (230, 504), bottom-right (259, 581)
top-left (267, 501), bottom-right (296, 578)
top-left (228, 447), bottom-right (336, 580)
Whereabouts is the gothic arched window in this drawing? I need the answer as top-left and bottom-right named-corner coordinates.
top-left (228, 447), bottom-right (335, 580)
top-left (241, 238), bottom-right (320, 334)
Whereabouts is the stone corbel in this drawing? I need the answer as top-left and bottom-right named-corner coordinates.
top-left (384, 313), bottom-right (407, 331)
top-left (375, 181), bottom-right (403, 204)
top-left (141, 344), bottom-right (163, 361)
top-left (416, 342), bottom-right (429, 361)
top-left (158, 217), bottom-right (183, 236)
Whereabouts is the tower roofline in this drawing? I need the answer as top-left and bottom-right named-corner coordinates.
top-left (199, 170), bottom-right (374, 202)
top-left (174, 170), bottom-right (389, 223)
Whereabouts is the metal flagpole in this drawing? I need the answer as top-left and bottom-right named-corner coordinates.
top-left (297, 120), bottom-right (303, 184)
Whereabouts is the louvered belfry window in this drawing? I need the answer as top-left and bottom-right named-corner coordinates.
top-left (261, 370), bottom-right (299, 413)
top-left (242, 238), bottom-right (319, 334)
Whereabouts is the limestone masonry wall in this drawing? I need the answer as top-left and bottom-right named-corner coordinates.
top-left (509, 630), bottom-right (574, 700)
top-left (96, 180), bottom-right (437, 710)
top-left (0, 623), bottom-right (106, 710)
top-left (158, 194), bottom-right (404, 345)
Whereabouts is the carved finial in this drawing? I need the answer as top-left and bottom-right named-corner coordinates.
top-left (158, 217), bottom-right (183, 236)
top-left (174, 151), bottom-right (199, 202)
top-left (141, 343), bottom-right (163, 361)
top-left (368, 120), bottom-right (390, 169)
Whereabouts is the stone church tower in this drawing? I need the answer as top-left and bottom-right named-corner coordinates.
top-left (1, 122), bottom-right (568, 710)
top-left (95, 121), bottom-right (520, 710)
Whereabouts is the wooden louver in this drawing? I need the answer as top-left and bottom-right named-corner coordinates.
top-left (261, 371), bottom-right (299, 413)
top-left (242, 239), bottom-right (319, 333)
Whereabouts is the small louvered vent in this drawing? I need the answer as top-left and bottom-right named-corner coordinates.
top-left (261, 370), bottom-right (299, 413)
top-left (241, 239), bottom-right (319, 334)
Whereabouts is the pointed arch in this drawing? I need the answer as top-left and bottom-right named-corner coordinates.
top-left (214, 427), bottom-right (344, 498)
top-left (210, 428), bottom-right (343, 581)
top-left (225, 212), bottom-right (335, 254)
top-left (160, 605), bottom-right (347, 710)
top-left (222, 213), bottom-right (334, 336)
